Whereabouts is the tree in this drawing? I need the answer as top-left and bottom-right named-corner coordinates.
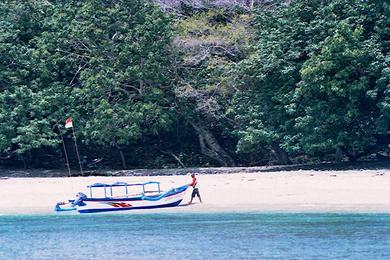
top-left (173, 8), bottom-right (253, 166)
top-left (296, 22), bottom-right (389, 160)
top-left (38, 0), bottom-right (176, 169)
top-left (1, 1), bottom-right (177, 168)
top-left (233, 0), bottom-right (329, 164)
top-left (234, 0), bottom-right (390, 163)
top-left (0, 1), bottom-right (60, 167)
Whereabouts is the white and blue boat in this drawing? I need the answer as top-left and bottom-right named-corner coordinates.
top-left (55, 181), bottom-right (189, 213)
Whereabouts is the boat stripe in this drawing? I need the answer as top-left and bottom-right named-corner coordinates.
top-left (78, 200), bottom-right (182, 213)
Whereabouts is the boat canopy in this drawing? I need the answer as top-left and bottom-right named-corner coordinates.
top-left (86, 181), bottom-right (161, 198)
top-left (87, 181), bottom-right (160, 188)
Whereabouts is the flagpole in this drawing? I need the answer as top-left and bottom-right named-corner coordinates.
top-left (57, 123), bottom-right (72, 177)
top-left (72, 125), bottom-right (83, 176)
top-left (60, 128), bottom-right (72, 178)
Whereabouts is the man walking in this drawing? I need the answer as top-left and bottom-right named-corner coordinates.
top-left (188, 173), bottom-right (202, 204)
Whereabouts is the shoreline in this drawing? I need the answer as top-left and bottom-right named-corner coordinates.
top-left (1, 160), bottom-right (390, 178)
top-left (2, 209), bottom-right (390, 217)
top-left (1, 169), bottom-right (389, 215)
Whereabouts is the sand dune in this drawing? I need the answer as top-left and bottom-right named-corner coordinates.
top-left (0, 169), bottom-right (389, 214)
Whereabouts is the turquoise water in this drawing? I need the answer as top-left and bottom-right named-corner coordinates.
top-left (1, 213), bottom-right (390, 259)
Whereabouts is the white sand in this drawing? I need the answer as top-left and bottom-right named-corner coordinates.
top-left (0, 169), bottom-right (390, 214)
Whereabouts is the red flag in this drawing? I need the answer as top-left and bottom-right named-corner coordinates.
top-left (65, 117), bottom-right (73, 128)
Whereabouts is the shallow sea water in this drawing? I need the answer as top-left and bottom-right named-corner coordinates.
top-left (0, 212), bottom-right (389, 259)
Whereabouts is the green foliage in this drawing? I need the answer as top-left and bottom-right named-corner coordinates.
top-left (234, 0), bottom-right (390, 161)
top-left (172, 8), bottom-right (255, 165)
top-left (36, 0), bottom-right (175, 147)
top-left (297, 23), bottom-right (378, 155)
top-left (0, 1), bottom-right (177, 167)
top-left (234, 0), bottom-right (326, 155)
top-left (0, 1), bottom-right (58, 155)
top-left (1, 0), bottom-right (390, 168)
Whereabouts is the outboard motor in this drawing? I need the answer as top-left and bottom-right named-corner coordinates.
top-left (72, 192), bottom-right (87, 206)
top-left (78, 192), bottom-right (87, 199)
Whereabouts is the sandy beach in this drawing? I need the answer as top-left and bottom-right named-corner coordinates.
top-left (0, 169), bottom-right (390, 214)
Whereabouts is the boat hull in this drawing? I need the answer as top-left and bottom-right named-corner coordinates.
top-left (78, 199), bottom-right (183, 213)
top-left (77, 187), bottom-right (187, 213)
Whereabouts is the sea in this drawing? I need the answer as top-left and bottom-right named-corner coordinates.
top-left (1, 212), bottom-right (389, 259)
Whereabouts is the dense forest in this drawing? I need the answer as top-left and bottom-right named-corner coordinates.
top-left (0, 0), bottom-right (389, 170)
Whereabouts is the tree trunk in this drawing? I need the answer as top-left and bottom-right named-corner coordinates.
top-left (21, 155), bottom-right (27, 170)
top-left (116, 145), bottom-right (127, 170)
top-left (189, 121), bottom-right (235, 166)
top-left (340, 147), bottom-right (358, 162)
top-left (161, 150), bottom-right (186, 168)
top-left (139, 58), bottom-right (145, 95)
top-left (335, 147), bottom-right (343, 162)
top-left (270, 143), bottom-right (291, 165)
top-left (339, 146), bottom-right (376, 162)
